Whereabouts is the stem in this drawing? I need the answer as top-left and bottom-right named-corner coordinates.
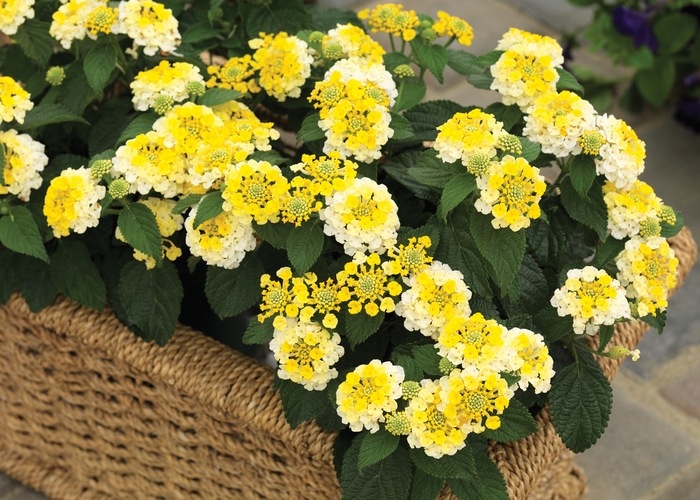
top-left (389, 34), bottom-right (396, 52)
top-left (418, 66), bottom-right (426, 83)
top-left (444, 35), bottom-right (456, 48)
top-left (401, 39), bottom-right (406, 54)
top-left (102, 208), bottom-right (121, 216)
top-left (573, 339), bottom-right (612, 358)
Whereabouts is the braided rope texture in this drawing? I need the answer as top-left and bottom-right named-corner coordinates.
top-left (0, 228), bottom-right (695, 500)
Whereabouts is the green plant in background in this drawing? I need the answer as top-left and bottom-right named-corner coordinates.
top-left (0, 0), bottom-right (686, 498)
top-left (566, 0), bottom-right (700, 113)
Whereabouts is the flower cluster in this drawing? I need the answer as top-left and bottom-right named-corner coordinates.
top-left (113, 0), bottom-right (180, 56)
top-left (434, 109), bottom-right (506, 166)
top-left (50, 0), bottom-right (102, 49)
top-left (0, 0), bottom-right (34, 35)
top-left (289, 152), bottom-right (357, 196)
top-left (551, 267), bottom-right (631, 335)
top-left (43, 167), bottom-right (106, 238)
top-left (249, 32), bottom-right (313, 102)
top-left (130, 61), bottom-right (205, 112)
top-left (0, 76), bottom-right (33, 124)
top-left (322, 23), bottom-right (385, 64)
top-left (222, 159), bottom-right (289, 225)
top-left (603, 180), bottom-right (668, 239)
top-left (595, 114), bottom-right (646, 191)
top-left (206, 55), bottom-right (261, 94)
top-left (0, 130), bottom-right (48, 201)
top-left (358, 3), bottom-right (420, 42)
top-left (432, 11), bottom-right (473, 47)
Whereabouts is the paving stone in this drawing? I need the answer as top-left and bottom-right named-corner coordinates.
top-left (5, 489), bottom-right (49, 500)
top-left (500, 0), bottom-right (594, 34)
top-left (661, 368), bottom-right (700, 421)
top-left (575, 383), bottom-right (700, 500)
top-left (654, 461), bottom-right (700, 500)
top-left (0, 474), bottom-right (20, 496)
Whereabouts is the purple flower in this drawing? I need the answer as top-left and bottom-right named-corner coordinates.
top-left (613, 5), bottom-right (659, 52)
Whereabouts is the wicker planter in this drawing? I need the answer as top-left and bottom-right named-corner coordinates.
top-left (0, 228), bottom-right (696, 500)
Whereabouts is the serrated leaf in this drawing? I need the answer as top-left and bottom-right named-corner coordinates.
top-left (437, 173), bottom-right (477, 222)
top-left (278, 379), bottom-right (328, 429)
top-left (403, 100), bottom-right (471, 142)
top-left (50, 240), bottom-right (106, 312)
top-left (171, 194), bottom-right (203, 215)
top-left (383, 151), bottom-right (440, 205)
top-left (199, 88), bottom-right (243, 107)
top-left (467, 72), bottom-right (495, 90)
top-left (407, 167), bottom-right (454, 189)
top-left (193, 191), bottom-right (224, 229)
top-left (181, 22), bottom-right (220, 44)
top-left (518, 253), bottom-right (550, 315)
top-left (560, 177), bottom-right (608, 241)
top-left (412, 42), bottom-right (448, 83)
top-left (483, 399), bottom-right (537, 442)
top-left (395, 78), bottom-right (427, 112)
top-left (550, 355), bottom-right (613, 453)
top-left (342, 437), bottom-right (413, 500)
top-left (345, 310), bottom-right (384, 348)
top-left (483, 103), bottom-right (523, 132)
top-left (287, 219), bottom-right (324, 274)
top-left (445, 453), bottom-right (508, 500)
top-left (527, 206), bottom-right (578, 265)
top-left (16, 103), bottom-right (87, 130)
top-left (383, 51), bottom-right (412, 72)
top-left (641, 310), bottom-right (666, 334)
top-left (556, 68), bottom-right (585, 95)
top-left (84, 43), bottom-right (118, 94)
top-left (469, 211), bottom-right (526, 292)
top-left (242, 317), bottom-right (274, 345)
top-left (410, 468), bottom-right (445, 500)
top-left (298, 112), bottom-right (325, 143)
top-left (516, 137), bottom-right (540, 162)
top-left (409, 446), bottom-right (476, 480)
top-left (118, 260), bottom-right (184, 346)
top-left (569, 155), bottom-right (597, 199)
top-left (205, 253), bottom-right (264, 319)
top-left (12, 19), bottom-right (54, 66)
top-left (358, 429), bottom-right (400, 469)
top-left (598, 324), bottom-right (615, 352)
top-left (16, 255), bottom-right (56, 312)
top-left (446, 49), bottom-right (477, 75)
top-left (253, 220), bottom-right (292, 249)
top-left (533, 305), bottom-right (573, 343)
top-left (117, 202), bottom-right (163, 265)
top-left (594, 236), bottom-right (627, 268)
top-left (242, 0), bottom-right (310, 36)
top-left (249, 149), bottom-right (290, 166)
top-left (0, 206), bottom-right (49, 262)
top-left (473, 50), bottom-right (504, 68)
top-left (307, 5), bottom-right (363, 31)
top-left (393, 353), bottom-right (423, 381)
top-left (117, 113), bottom-right (159, 145)
top-left (412, 344), bottom-right (441, 376)
top-left (389, 112), bottom-right (416, 140)
top-left (0, 250), bottom-right (20, 304)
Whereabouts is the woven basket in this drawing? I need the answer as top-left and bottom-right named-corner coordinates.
top-left (0, 228), bottom-right (696, 500)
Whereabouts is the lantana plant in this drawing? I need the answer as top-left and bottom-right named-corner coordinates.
top-left (0, 1), bottom-right (683, 498)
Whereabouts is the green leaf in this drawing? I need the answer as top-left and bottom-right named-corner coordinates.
top-left (84, 43), bottom-right (118, 95)
top-left (50, 240), bottom-right (106, 312)
top-left (393, 353), bottom-right (423, 381)
top-left (16, 256), bottom-right (56, 313)
top-left (181, 22), bottom-right (220, 44)
top-left (117, 112), bottom-right (159, 145)
top-left (389, 112), bottom-right (416, 140)
top-left (12, 20), bottom-right (54, 66)
top-left (193, 191), bottom-right (224, 229)
top-left (0, 250), bottom-right (20, 304)
top-left (199, 88), bottom-right (244, 107)
top-left (466, 72), bottom-right (494, 90)
top-left (383, 151), bottom-right (440, 205)
top-left (527, 206), bottom-right (577, 265)
top-left (277, 379), bottom-right (328, 429)
top-left (16, 103), bottom-right (87, 130)
top-left (483, 399), bottom-right (537, 442)
top-left (641, 310), bottom-right (666, 334)
top-left (412, 344), bottom-right (441, 376)
top-left (249, 149), bottom-right (290, 166)
top-left (395, 79), bottom-right (427, 113)
top-left (437, 173), bottom-right (477, 222)
top-left (57, 62), bottom-right (97, 116)
top-left (598, 324), bottom-right (615, 352)
top-left (626, 46), bottom-right (654, 70)
top-left (654, 13), bottom-right (698, 55)
top-left (118, 260), bottom-right (184, 346)
top-left (469, 211), bottom-right (526, 292)
top-left (205, 253), bottom-right (264, 318)
top-left (253, 220), bottom-right (293, 249)
top-left (171, 194), bottom-right (203, 215)
top-left (556, 68), bottom-right (585, 95)
top-left (447, 49), bottom-right (477, 75)
top-left (412, 42), bottom-right (448, 83)
top-left (307, 5), bottom-right (363, 32)
top-left (560, 177), bottom-right (608, 241)
top-left (118, 202), bottom-right (163, 265)
top-left (242, 0), bottom-right (310, 37)
top-left (0, 206), bottom-right (48, 262)
top-left (594, 236), bottom-right (627, 268)
top-left (286, 219), bottom-right (324, 274)
top-left (410, 468), bottom-right (445, 500)
top-left (342, 437), bottom-right (413, 500)
top-left (298, 112), bottom-right (325, 143)
top-left (660, 209), bottom-right (683, 238)
top-left (435, 208), bottom-right (493, 297)
top-left (358, 429), bottom-right (400, 469)
top-left (518, 253), bottom-right (550, 315)
top-left (403, 100), bottom-right (471, 141)
top-left (550, 354), bottom-right (613, 453)
top-left (445, 452), bottom-right (508, 500)
top-left (409, 445), bottom-right (476, 480)
top-left (407, 167), bottom-right (454, 189)
top-left (516, 137), bottom-right (541, 163)
top-left (533, 305), bottom-right (573, 343)
top-left (242, 317), bottom-right (274, 345)
top-left (569, 155), bottom-right (597, 199)
top-left (383, 51), bottom-right (413, 72)
top-left (482, 103), bottom-right (523, 132)
top-left (636, 57), bottom-right (675, 107)
top-left (345, 310), bottom-right (385, 348)
top-left (473, 50), bottom-right (504, 68)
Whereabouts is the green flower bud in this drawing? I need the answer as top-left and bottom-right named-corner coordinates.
top-left (497, 134), bottom-right (522, 155)
top-left (466, 152), bottom-right (492, 176)
top-left (308, 31), bottom-right (325, 44)
top-left (578, 129), bottom-right (605, 156)
top-left (90, 159), bottom-right (113, 179)
top-left (393, 64), bottom-right (415, 78)
top-left (608, 346), bottom-right (640, 361)
top-left (657, 205), bottom-right (676, 225)
top-left (401, 380), bottom-right (421, 400)
top-left (421, 28), bottom-right (437, 42)
top-left (108, 179), bottom-right (130, 199)
top-left (46, 66), bottom-right (66, 86)
top-left (439, 357), bottom-right (457, 375)
top-left (186, 81), bottom-right (206, 98)
top-left (153, 94), bottom-right (175, 115)
top-left (323, 42), bottom-right (343, 60)
top-left (639, 218), bottom-right (661, 238)
top-left (385, 411), bottom-right (411, 436)
top-left (419, 20), bottom-right (433, 30)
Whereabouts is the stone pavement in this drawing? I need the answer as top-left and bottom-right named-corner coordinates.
top-left (2, 1), bottom-right (699, 498)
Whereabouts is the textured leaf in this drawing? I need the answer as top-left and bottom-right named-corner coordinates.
top-left (598, 324), bottom-right (615, 352)
top-left (345, 310), bottom-right (385, 348)
top-left (383, 152), bottom-right (440, 205)
top-left (393, 353), bottom-right (423, 381)
top-left (12, 20), bottom-right (54, 66)
top-left (594, 237), bottom-right (627, 268)
top-left (16, 256), bottom-right (56, 313)
top-left (556, 68), bottom-right (585, 95)
top-left (408, 168), bottom-right (454, 189)
top-left (569, 155), bottom-right (597, 199)
top-left (171, 194), bottom-right (203, 215)
top-left (395, 78), bottom-right (427, 112)
top-left (298, 112), bottom-right (325, 142)
top-left (50, 240), bottom-right (106, 311)
top-left (0, 206), bottom-right (48, 262)
top-left (242, 317), bottom-right (274, 345)
top-left (16, 103), bottom-right (87, 130)
top-left (473, 50), bottom-right (504, 68)
top-left (483, 399), bottom-right (537, 442)
top-left (516, 137), bottom-right (541, 163)
top-left (287, 219), bottom-right (324, 274)
top-left (342, 437), bottom-right (413, 500)
top-left (117, 202), bottom-right (163, 265)
top-left (117, 113), bottom-right (159, 145)
top-left (253, 221), bottom-right (293, 250)
top-left (410, 468), bottom-right (444, 500)
top-left (412, 344), bottom-right (441, 376)
top-left (550, 355), bottom-right (613, 453)
top-left (199, 88), bottom-right (243, 106)
top-left (445, 453), bottom-right (508, 500)
top-left (84, 43), bottom-right (118, 94)
top-left (358, 429), bottom-right (400, 469)
top-left (437, 173), bottom-right (477, 222)
top-left (383, 52), bottom-right (413, 72)
top-left (412, 42), bottom-right (448, 83)
top-left (409, 446), bottom-right (476, 480)
top-left (518, 253), bottom-right (550, 315)
top-left (118, 260), bottom-right (184, 346)
top-left (242, 0), bottom-right (310, 37)
top-left (205, 253), bottom-right (264, 319)
top-left (469, 211), bottom-right (526, 292)
top-left (0, 250), bottom-right (20, 304)
top-left (193, 191), bottom-right (224, 228)
top-left (277, 379), bottom-right (328, 429)
top-left (527, 207), bottom-right (577, 265)
top-left (307, 5), bottom-right (363, 31)
top-left (389, 112), bottom-right (415, 140)
top-left (482, 103), bottom-right (523, 132)
top-left (560, 177), bottom-right (608, 241)
top-left (446, 49), bottom-right (477, 75)
top-left (533, 305), bottom-right (574, 343)
top-left (641, 310), bottom-right (666, 334)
